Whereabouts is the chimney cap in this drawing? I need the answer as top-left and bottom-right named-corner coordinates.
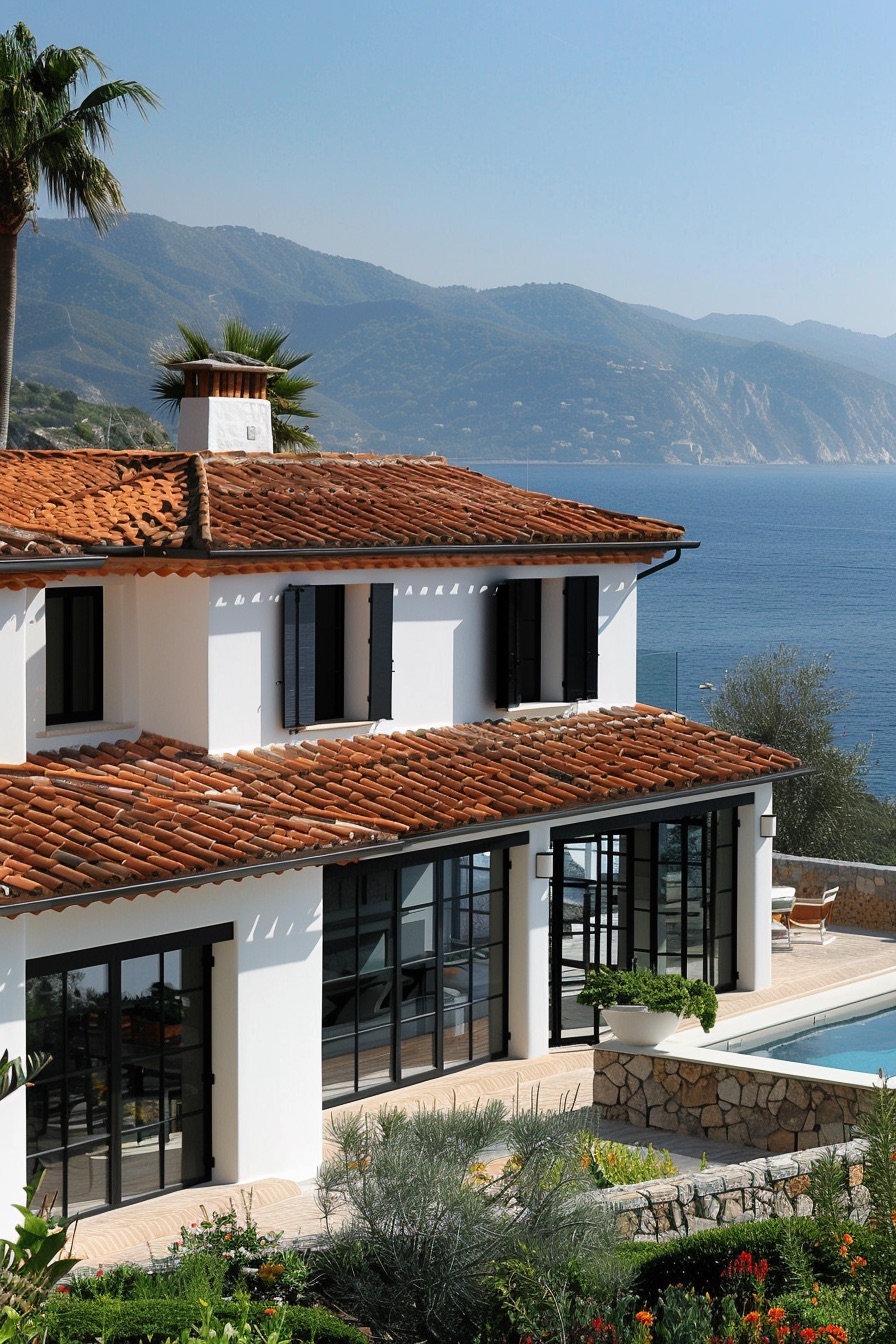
top-left (164, 353), bottom-right (286, 375)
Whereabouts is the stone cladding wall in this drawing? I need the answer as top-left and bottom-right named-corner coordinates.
top-left (593, 1048), bottom-right (870, 1152)
top-left (598, 1140), bottom-right (869, 1241)
top-left (773, 852), bottom-right (896, 931)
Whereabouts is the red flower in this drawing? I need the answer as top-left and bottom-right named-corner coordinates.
top-left (95, 1269), bottom-right (103, 1277)
top-left (56, 1285), bottom-right (70, 1293)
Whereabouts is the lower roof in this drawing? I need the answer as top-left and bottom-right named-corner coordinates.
top-left (0, 709), bottom-right (800, 915)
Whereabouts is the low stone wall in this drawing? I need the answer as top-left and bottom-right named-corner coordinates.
top-left (599, 1140), bottom-right (869, 1240)
top-left (594, 1047), bottom-right (870, 1152)
top-left (773, 852), bottom-right (896, 931)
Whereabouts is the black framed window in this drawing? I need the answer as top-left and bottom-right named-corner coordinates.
top-left (322, 846), bottom-right (509, 1104)
top-left (562, 575), bottom-right (599, 700)
top-left (283, 582), bottom-right (393, 728)
top-left (25, 925), bottom-right (227, 1217)
top-left (45, 587), bottom-right (103, 724)
top-left (495, 579), bottom-right (541, 708)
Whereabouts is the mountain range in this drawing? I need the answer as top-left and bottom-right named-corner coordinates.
top-left (14, 213), bottom-right (896, 465)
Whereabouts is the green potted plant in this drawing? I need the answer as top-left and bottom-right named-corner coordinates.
top-left (577, 964), bottom-right (718, 1045)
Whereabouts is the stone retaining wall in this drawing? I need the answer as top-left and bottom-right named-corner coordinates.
top-left (593, 1047), bottom-right (871, 1152)
top-left (599, 1140), bottom-right (869, 1240)
top-left (773, 852), bottom-right (896, 931)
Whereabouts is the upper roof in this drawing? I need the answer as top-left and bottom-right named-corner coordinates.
top-left (0, 450), bottom-right (687, 580)
top-left (0, 708), bottom-right (799, 914)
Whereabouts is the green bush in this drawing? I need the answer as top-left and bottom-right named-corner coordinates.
top-left (41, 1296), bottom-right (364, 1344)
top-left (577, 964), bottom-right (718, 1032)
top-left (629, 1219), bottom-right (819, 1302)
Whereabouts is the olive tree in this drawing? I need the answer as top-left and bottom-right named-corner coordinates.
top-left (709, 645), bottom-right (895, 861)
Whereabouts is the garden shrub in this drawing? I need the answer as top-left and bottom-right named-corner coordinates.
top-left (314, 1100), bottom-right (628, 1344)
top-left (41, 1296), bottom-right (364, 1344)
top-left (629, 1219), bottom-right (821, 1301)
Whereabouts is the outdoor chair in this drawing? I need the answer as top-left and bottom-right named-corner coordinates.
top-left (771, 891), bottom-right (795, 949)
top-left (788, 886), bottom-right (839, 944)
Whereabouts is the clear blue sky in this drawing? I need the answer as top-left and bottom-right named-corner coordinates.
top-left (16, 0), bottom-right (896, 334)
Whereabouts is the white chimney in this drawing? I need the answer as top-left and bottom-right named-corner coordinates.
top-left (167, 355), bottom-right (286, 454)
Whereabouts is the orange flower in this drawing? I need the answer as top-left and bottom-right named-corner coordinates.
top-left (635, 1311), bottom-right (654, 1326)
top-left (263, 1309), bottom-right (276, 1316)
top-left (769, 1308), bottom-right (787, 1324)
top-left (890, 1284), bottom-right (896, 1301)
top-left (821, 1327), bottom-right (848, 1342)
top-left (850, 1255), bottom-right (867, 1274)
top-left (841, 1233), bottom-right (853, 1245)
top-left (744, 1311), bottom-right (761, 1324)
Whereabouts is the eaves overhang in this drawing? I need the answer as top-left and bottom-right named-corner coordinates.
top-left (0, 763), bottom-right (808, 920)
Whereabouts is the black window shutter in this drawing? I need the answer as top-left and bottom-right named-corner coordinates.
top-left (282, 585), bottom-right (316, 728)
top-left (563, 575), bottom-right (600, 700)
top-left (368, 583), bottom-right (394, 719)
top-left (496, 579), bottom-right (541, 708)
top-left (516, 579), bottom-right (542, 703)
top-left (495, 581), bottom-right (517, 708)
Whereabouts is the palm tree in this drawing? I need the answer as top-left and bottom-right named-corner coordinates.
top-left (0, 23), bottom-right (158, 448)
top-left (152, 318), bottom-right (321, 451)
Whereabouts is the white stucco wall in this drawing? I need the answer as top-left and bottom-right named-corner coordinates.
top-left (178, 399), bottom-right (274, 455)
top-left (12, 560), bottom-right (641, 758)
top-left (0, 865), bottom-right (323, 1232)
top-left (737, 781), bottom-right (775, 992)
top-left (507, 821), bottom-right (552, 1059)
top-left (136, 574), bottom-right (211, 748)
top-left (203, 561), bottom-right (640, 751)
top-left (0, 589), bottom-right (28, 763)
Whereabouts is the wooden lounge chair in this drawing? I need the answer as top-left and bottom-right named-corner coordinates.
top-left (788, 887), bottom-right (839, 944)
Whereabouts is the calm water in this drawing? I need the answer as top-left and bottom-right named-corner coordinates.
top-left (739, 1004), bottom-right (896, 1075)
top-left (480, 464), bottom-right (896, 799)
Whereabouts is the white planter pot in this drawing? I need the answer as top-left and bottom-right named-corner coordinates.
top-left (602, 1005), bottom-right (683, 1047)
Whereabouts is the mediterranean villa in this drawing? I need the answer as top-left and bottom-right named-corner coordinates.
top-left (0, 359), bottom-right (801, 1224)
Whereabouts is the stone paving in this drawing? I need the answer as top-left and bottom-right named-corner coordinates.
top-left (68, 923), bottom-right (896, 1267)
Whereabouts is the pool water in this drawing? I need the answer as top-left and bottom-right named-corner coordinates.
top-left (738, 1003), bottom-right (896, 1075)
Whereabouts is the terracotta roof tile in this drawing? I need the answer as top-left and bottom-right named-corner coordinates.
top-left (0, 709), bottom-right (798, 910)
top-left (0, 450), bottom-right (684, 571)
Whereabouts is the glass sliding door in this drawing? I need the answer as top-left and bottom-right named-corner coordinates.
top-left (322, 848), bottom-right (508, 1104)
top-left (550, 833), bottom-right (631, 1042)
top-left (25, 933), bottom-right (216, 1217)
top-left (550, 804), bottom-right (739, 1043)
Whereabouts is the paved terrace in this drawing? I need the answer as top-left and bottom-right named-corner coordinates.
top-left (68, 924), bottom-right (896, 1268)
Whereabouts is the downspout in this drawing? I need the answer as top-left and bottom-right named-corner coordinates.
top-left (635, 543), bottom-right (700, 583)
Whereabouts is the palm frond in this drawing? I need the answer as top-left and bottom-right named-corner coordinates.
top-left (152, 317), bottom-right (320, 449)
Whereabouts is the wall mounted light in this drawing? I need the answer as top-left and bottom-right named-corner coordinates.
top-left (759, 815), bottom-right (777, 839)
top-left (535, 851), bottom-right (554, 880)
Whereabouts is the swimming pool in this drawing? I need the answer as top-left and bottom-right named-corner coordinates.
top-left (716, 993), bottom-right (896, 1076)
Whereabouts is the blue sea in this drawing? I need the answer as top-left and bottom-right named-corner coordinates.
top-left (480, 464), bottom-right (896, 800)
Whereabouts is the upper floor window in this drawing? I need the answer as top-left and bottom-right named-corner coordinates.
top-left (45, 587), bottom-right (103, 725)
top-left (282, 582), bottom-right (393, 729)
top-left (495, 575), bottom-right (599, 709)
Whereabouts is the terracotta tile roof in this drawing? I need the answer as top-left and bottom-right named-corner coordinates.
top-left (0, 710), bottom-right (798, 911)
top-left (0, 450), bottom-right (684, 566)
